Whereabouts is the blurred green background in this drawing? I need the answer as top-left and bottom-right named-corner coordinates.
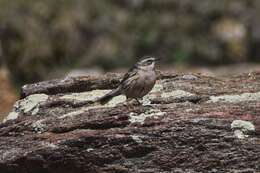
top-left (1, 0), bottom-right (260, 86)
top-left (0, 0), bottom-right (260, 117)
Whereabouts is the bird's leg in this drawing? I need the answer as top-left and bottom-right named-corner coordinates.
top-left (123, 97), bottom-right (135, 109)
top-left (135, 98), bottom-right (142, 105)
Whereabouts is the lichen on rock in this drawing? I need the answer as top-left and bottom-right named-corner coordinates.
top-left (129, 108), bottom-right (166, 124)
top-left (60, 89), bottom-right (112, 102)
top-left (4, 94), bottom-right (48, 122)
top-left (209, 92), bottom-right (260, 103)
top-left (231, 120), bottom-right (255, 139)
top-left (32, 119), bottom-right (47, 134)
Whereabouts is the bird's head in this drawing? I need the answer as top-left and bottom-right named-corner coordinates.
top-left (136, 56), bottom-right (159, 70)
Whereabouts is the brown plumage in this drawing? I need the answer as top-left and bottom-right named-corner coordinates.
top-left (97, 56), bottom-right (158, 105)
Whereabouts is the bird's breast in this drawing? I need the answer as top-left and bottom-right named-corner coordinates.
top-left (139, 70), bottom-right (156, 84)
top-left (122, 70), bottom-right (156, 99)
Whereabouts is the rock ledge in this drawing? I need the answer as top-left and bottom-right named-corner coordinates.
top-left (1, 72), bottom-right (260, 173)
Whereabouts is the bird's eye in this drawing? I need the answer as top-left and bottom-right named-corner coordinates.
top-left (147, 60), bottom-right (153, 64)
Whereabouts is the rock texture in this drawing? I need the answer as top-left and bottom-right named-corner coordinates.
top-left (1, 71), bottom-right (260, 173)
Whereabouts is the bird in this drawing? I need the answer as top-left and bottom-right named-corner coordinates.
top-left (96, 56), bottom-right (159, 105)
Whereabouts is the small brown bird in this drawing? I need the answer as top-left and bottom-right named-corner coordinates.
top-left (97, 56), bottom-right (159, 105)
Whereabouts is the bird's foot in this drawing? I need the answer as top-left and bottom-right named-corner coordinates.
top-left (123, 98), bottom-right (143, 108)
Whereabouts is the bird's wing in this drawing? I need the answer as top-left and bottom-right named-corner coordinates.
top-left (119, 64), bottom-right (140, 91)
top-left (120, 64), bottom-right (138, 85)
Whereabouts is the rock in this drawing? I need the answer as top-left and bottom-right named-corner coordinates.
top-left (231, 120), bottom-right (255, 132)
top-left (4, 94), bottom-right (49, 122)
top-left (231, 120), bottom-right (255, 139)
top-left (0, 71), bottom-right (260, 173)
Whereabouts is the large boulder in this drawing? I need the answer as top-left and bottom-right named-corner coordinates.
top-left (0, 71), bottom-right (259, 173)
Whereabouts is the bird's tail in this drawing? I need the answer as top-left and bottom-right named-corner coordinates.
top-left (96, 88), bottom-right (121, 105)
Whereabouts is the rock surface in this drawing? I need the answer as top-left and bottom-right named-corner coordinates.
top-left (1, 71), bottom-right (260, 173)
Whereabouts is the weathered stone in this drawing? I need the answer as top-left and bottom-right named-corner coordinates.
top-left (0, 71), bottom-right (260, 173)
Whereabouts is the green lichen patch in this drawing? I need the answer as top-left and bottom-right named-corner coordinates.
top-left (231, 120), bottom-right (255, 139)
top-left (59, 84), bottom-right (164, 119)
top-left (59, 94), bottom-right (126, 119)
top-left (209, 92), bottom-right (260, 103)
top-left (231, 120), bottom-right (255, 132)
top-left (142, 82), bottom-right (195, 105)
top-left (58, 89), bottom-right (127, 119)
top-left (99, 95), bottom-right (126, 107)
top-left (19, 94), bottom-right (48, 113)
top-left (60, 89), bottom-right (127, 106)
top-left (129, 108), bottom-right (166, 124)
top-left (60, 90), bottom-right (111, 102)
top-left (161, 90), bottom-right (195, 99)
top-left (4, 94), bottom-right (49, 122)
